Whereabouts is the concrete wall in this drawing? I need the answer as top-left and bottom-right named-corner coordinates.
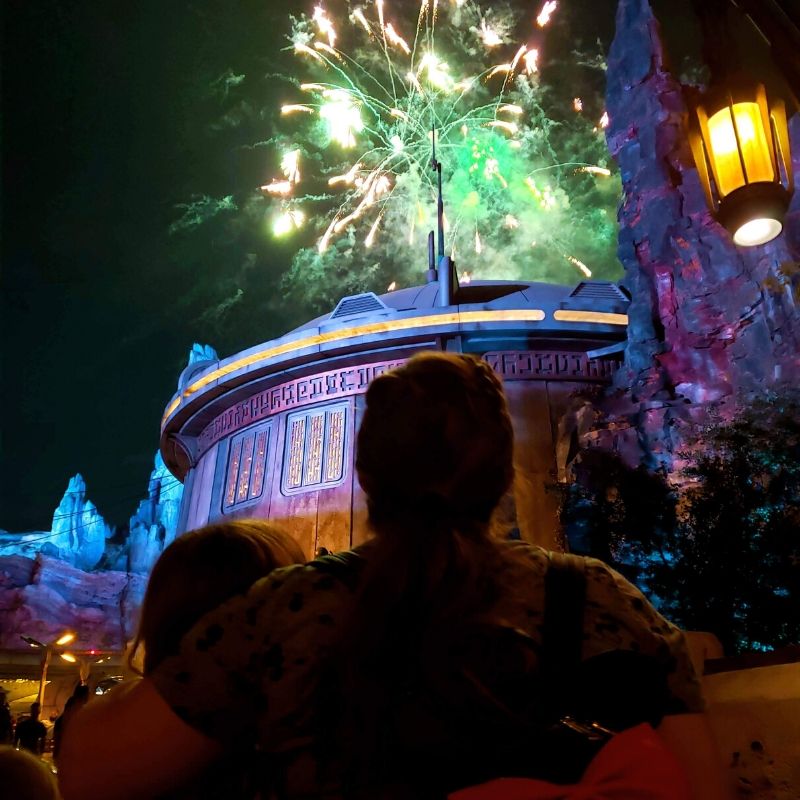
top-left (704, 664), bottom-right (800, 799)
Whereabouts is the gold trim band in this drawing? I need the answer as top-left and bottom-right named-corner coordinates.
top-left (553, 309), bottom-right (629, 326)
top-left (162, 308), bottom-right (627, 427)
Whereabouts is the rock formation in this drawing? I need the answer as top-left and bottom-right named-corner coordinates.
top-left (0, 457), bottom-right (171, 650)
top-left (0, 455), bottom-right (183, 575)
top-left (0, 475), bottom-right (112, 572)
top-left (584, 0), bottom-right (800, 469)
top-left (0, 555), bottom-right (145, 650)
top-left (125, 452), bottom-right (184, 574)
top-left (0, 344), bottom-right (218, 650)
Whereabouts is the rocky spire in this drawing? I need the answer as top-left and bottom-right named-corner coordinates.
top-left (47, 474), bottom-right (111, 571)
top-left (188, 342), bottom-right (218, 365)
top-left (126, 453), bottom-right (183, 574)
top-left (599, 0), bottom-right (800, 467)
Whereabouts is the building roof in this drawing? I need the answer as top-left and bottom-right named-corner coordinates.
top-left (291, 279), bottom-right (629, 333)
top-left (159, 278), bottom-right (630, 473)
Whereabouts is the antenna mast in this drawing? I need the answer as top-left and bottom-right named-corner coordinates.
top-left (428, 122), bottom-right (456, 306)
top-left (430, 123), bottom-right (445, 261)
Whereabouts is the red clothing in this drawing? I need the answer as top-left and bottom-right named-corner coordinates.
top-left (448, 724), bottom-right (691, 800)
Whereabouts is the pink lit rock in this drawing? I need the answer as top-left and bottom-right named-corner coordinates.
top-left (0, 554), bottom-right (145, 651)
top-left (585, 0), bottom-right (800, 469)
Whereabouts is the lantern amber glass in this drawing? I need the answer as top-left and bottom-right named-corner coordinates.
top-left (707, 102), bottom-right (774, 197)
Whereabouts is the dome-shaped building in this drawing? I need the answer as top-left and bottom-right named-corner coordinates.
top-left (160, 277), bottom-right (629, 556)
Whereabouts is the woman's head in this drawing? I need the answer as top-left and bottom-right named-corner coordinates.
top-left (132, 519), bottom-right (305, 673)
top-left (356, 352), bottom-right (514, 534)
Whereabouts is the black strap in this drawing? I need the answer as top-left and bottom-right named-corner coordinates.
top-left (540, 552), bottom-right (587, 700)
top-left (307, 549), bottom-right (365, 591)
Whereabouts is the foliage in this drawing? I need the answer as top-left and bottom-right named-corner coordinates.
top-left (762, 260), bottom-right (800, 303)
top-left (561, 395), bottom-right (800, 655)
top-left (561, 448), bottom-right (677, 582)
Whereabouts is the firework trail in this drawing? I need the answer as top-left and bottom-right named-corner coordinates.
top-left (182, 0), bottom-right (620, 308)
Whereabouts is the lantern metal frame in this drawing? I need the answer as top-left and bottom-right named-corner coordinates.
top-left (689, 80), bottom-right (794, 246)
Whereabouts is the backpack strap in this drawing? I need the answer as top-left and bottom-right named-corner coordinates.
top-left (307, 549), bottom-right (365, 591)
top-left (539, 552), bottom-right (587, 710)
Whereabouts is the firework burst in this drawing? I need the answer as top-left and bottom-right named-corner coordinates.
top-left (253, 0), bottom-right (619, 299)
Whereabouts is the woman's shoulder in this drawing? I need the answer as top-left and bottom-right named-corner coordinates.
top-left (496, 538), bottom-right (552, 570)
top-left (497, 544), bottom-right (684, 647)
top-left (494, 541), bottom-right (704, 712)
top-left (495, 540), bottom-right (649, 600)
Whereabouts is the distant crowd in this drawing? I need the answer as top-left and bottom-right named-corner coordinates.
top-left (2, 354), bottom-right (733, 799)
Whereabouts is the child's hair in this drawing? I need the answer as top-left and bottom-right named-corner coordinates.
top-left (130, 519), bottom-right (305, 674)
top-left (0, 746), bottom-right (59, 800)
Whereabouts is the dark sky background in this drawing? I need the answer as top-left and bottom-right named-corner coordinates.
top-left (1, 0), bottom-right (628, 532)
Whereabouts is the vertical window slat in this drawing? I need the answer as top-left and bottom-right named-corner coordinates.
top-left (249, 430), bottom-right (269, 500)
top-left (223, 424), bottom-right (271, 512)
top-left (237, 434), bottom-right (255, 501)
top-left (282, 404), bottom-right (348, 494)
top-left (224, 438), bottom-right (244, 508)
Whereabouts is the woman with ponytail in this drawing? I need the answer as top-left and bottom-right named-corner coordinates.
top-left (58, 353), bottom-right (729, 800)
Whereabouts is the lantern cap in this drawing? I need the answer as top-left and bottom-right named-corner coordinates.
top-left (717, 182), bottom-right (790, 246)
top-left (697, 77), bottom-right (767, 110)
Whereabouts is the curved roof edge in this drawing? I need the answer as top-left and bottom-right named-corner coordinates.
top-left (160, 279), bottom-right (629, 439)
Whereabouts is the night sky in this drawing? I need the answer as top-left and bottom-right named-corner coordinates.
top-left (1, 0), bottom-right (624, 533)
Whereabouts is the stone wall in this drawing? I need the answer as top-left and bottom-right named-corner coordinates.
top-left (705, 663), bottom-right (800, 799)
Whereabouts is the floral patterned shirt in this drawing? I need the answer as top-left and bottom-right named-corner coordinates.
top-left (151, 541), bottom-right (704, 796)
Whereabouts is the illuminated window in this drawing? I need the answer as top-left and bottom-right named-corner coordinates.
top-left (282, 404), bottom-right (348, 494)
top-left (223, 423), bottom-right (271, 511)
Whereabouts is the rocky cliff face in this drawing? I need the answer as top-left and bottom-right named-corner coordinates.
top-left (96, 452), bottom-right (185, 575)
top-left (0, 455), bottom-right (176, 650)
top-left (0, 555), bottom-right (146, 650)
top-left (0, 344), bottom-right (216, 651)
top-left (126, 453), bottom-right (184, 574)
top-left (583, 0), bottom-right (800, 468)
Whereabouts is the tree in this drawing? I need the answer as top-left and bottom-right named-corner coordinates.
top-left (560, 395), bottom-right (800, 655)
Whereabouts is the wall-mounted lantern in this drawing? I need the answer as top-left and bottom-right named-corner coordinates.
top-left (689, 81), bottom-right (794, 247)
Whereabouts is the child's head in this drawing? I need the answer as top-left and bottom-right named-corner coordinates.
top-left (0, 746), bottom-right (59, 800)
top-left (131, 519), bottom-right (305, 673)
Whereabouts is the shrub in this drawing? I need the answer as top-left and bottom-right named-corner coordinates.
top-left (560, 395), bottom-right (800, 655)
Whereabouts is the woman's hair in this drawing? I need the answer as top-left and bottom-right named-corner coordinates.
top-left (355, 351), bottom-right (514, 607)
top-left (341, 352), bottom-right (515, 785)
top-left (356, 352), bottom-right (514, 535)
top-left (130, 519), bottom-right (305, 674)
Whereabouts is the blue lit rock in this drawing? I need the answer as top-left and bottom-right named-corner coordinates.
top-left (0, 475), bottom-right (112, 571)
top-left (188, 343), bottom-right (218, 364)
top-left (178, 342), bottom-right (219, 391)
top-left (48, 474), bottom-right (112, 570)
top-left (126, 452), bottom-right (184, 574)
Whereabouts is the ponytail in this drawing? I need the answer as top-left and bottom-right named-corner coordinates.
top-left (335, 353), bottom-right (514, 792)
